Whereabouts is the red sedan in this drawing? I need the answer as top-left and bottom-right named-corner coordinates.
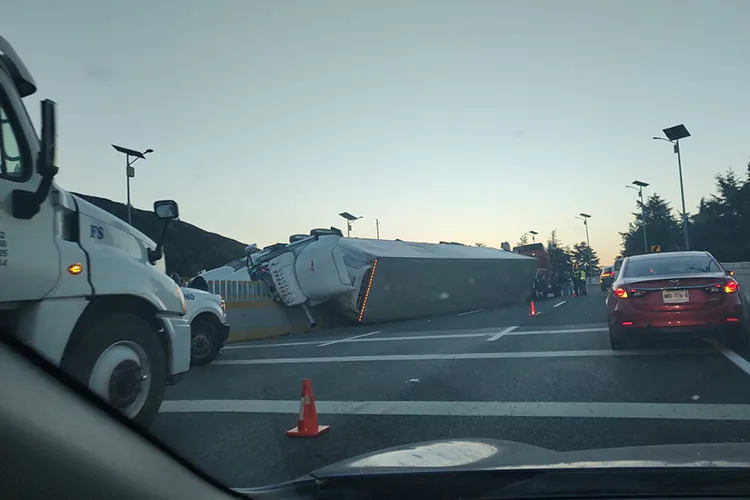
top-left (606, 251), bottom-right (748, 350)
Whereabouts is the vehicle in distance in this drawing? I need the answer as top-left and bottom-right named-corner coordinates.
top-left (599, 266), bottom-right (614, 291)
top-left (612, 257), bottom-right (624, 280)
top-left (605, 251), bottom-right (746, 350)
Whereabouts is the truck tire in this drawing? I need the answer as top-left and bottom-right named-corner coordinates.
top-left (61, 313), bottom-right (166, 428)
top-left (191, 319), bottom-right (222, 366)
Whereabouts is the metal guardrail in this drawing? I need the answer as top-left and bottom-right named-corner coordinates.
top-left (207, 280), bottom-right (272, 301)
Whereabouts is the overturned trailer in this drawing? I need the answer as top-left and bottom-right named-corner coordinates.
top-left (198, 229), bottom-right (538, 325)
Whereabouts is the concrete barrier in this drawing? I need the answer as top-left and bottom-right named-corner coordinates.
top-left (207, 280), bottom-right (346, 343)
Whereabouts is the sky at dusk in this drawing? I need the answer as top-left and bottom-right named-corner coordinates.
top-left (4, 0), bottom-right (750, 265)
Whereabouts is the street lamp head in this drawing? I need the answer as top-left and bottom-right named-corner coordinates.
top-left (339, 212), bottom-right (360, 222)
top-left (632, 180), bottom-right (649, 188)
top-left (144, 148), bottom-right (154, 155)
top-left (579, 213), bottom-right (591, 218)
top-left (529, 230), bottom-right (538, 235)
top-left (112, 144), bottom-right (150, 159)
top-left (662, 124), bottom-right (690, 142)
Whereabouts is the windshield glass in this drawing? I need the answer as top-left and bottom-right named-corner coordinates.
top-left (625, 255), bottom-right (722, 278)
top-left (5, 1), bottom-right (750, 495)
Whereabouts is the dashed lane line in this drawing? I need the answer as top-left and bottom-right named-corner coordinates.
top-left (213, 348), bottom-right (715, 365)
top-left (707, 339), bottom-right (750, 377)
top-left (553, 300), bottom-right (567, 308)
top-left (160, 399), bottom-right (750, 421)
top-left (457, 309), bottom-right (485, 316)
top-left (487, 325), bottom-right (519, 342)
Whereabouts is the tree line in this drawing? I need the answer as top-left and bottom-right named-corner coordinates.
top-left (620, 159), bottom-right (750, 261)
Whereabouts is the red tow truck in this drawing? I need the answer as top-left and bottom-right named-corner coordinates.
top-left (512, 243), bottom-right (557, 298)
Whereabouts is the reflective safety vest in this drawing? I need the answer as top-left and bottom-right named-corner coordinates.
top-left (580, 270), bottom-right (586, 280)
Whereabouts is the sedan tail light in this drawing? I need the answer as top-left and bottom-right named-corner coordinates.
top-left (704, 280), bottom-right (739, 294)
top-left (615, 287), bottom-right (648, 299)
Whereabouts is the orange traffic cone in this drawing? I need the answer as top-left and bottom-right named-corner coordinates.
top-left (529, 300), bottom-right (539, 316)
top-left (287, 379), bottom-right (330, 438)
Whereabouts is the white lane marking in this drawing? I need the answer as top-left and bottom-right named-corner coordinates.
top-left (223, 327), bottom-right (608, 350)
top-left (223, 340), bottom-right (322, 350)
top-left (213, 348), bottom-right (713, 365)
top-left (160, 399), bottom-right (750, 420)
top-left (553, 301), bottom-right (567, 308)
top-left (457, 308), bottom-right (485, 316)
top-left (318, 330), bottom-right (382, 347)
top-left (356, 332), bottom-right (492, 342)
top-left (487, 325), bottom-right (519, 342)
top-left (506, 327), bottom-right (608, 336)
top-left (707, 339), bottom-right (750, 377)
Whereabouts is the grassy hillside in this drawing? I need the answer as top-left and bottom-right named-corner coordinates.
top-left (73, 193), bottom-right (246, 278)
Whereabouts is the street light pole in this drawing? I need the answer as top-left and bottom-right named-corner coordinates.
top-left (654, 124), bottom-right (691, 250)
top-left (339, 212), bottom-right (362, 238)
top-left (629, 180), bottom-right (650, 254)
top-left (529, 230), bottom-right (538, 243)
top-left (577, 213), bottom-right (592, 274)
top-left (112, 145), bottom-right (153, 225)
top-left (675, 140), bottom-right (689, 250)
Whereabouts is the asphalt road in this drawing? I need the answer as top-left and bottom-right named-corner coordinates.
top-left (151, 289), bottom-right (750, 489)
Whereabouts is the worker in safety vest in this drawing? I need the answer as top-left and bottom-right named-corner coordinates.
top-left (578, 268), bottom-right (587, 295)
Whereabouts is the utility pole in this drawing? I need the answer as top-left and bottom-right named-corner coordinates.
top-left (376, 219), bottom-right (380, 239)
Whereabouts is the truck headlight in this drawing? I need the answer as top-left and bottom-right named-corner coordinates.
top-left (220, 299), bottom-right (226, 315)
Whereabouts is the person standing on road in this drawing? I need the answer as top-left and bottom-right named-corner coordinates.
top-left (564, 270), bottom-right (573, 297)
top-left (579, 268), bottom-right (587, 296)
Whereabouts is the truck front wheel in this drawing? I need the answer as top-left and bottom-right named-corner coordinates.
top-left (61, 313), bottom-right (167, 427)
top-left (191, 319), bottom-right (222, 366)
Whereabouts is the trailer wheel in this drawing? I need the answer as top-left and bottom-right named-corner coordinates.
top-left (61, 313), bottom-right (166, 427)
top-left (190, 319), bottom-right (222, 366)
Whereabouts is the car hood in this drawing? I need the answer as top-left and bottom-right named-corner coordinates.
top-left (311, 439), bottom-right (750, 477)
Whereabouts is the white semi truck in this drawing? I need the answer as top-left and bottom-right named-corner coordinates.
top-left (0, 35), bottom-right (191, 426)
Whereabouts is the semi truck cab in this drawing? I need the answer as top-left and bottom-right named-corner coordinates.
top-left (0, 35), bottom-right (191, 426)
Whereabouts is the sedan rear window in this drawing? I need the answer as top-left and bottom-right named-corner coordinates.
top-left (624, 255), bottom-right (721, 278)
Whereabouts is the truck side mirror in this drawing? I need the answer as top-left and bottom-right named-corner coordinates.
top-left (39, 99), bottom-right (57, 177)
top-left (154, 199), bottom-right (179, 220)
top-left (148, 199), bottom-right (179, 265)
top-left (11, 99), bottom-right (59, 219)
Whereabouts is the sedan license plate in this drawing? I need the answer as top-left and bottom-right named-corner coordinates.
top-left (663, 289), bottom-right (690, 304)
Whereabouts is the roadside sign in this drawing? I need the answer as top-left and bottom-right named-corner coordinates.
top-left (650, 245), bottom-right (661, 253)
